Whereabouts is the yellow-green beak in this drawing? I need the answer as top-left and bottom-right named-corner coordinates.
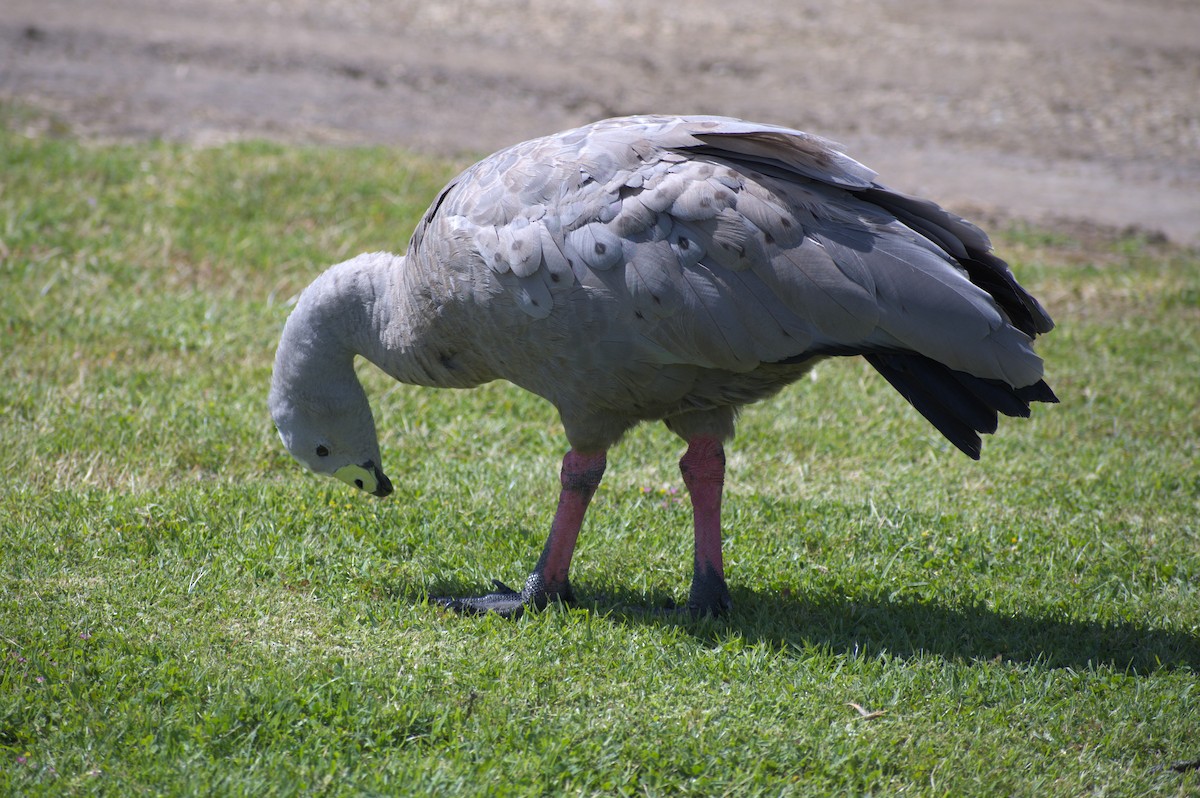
top-left (333, 461), bottom-right (393, 497)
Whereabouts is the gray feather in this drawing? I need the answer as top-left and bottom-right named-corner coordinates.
top-left (625, 239), bottom-right (684, 319)
top-left (537, 223), bottom-right (575, 286)
top-left (504, 268), bottom-right (554, 320)
top-left (667, 220), bottom-right (706, 268)
top-left (639, 171), bottom-right (692, 213)
top-left (566, 222), bottom-right (623, 271)
top-left (390, 114), bottom-right (1054, 453)
top-left (497, 217), bottom-right (543, 278)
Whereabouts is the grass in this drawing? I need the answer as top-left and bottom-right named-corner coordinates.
top-left (2, 102), bottom-right (1198, 796)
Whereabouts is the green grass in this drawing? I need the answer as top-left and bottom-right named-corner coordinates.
top-left (2, 103), bottom-right (1198, 796)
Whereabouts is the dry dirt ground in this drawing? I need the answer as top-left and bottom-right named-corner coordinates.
top-left (3, 0), bottom-right (1198, 244)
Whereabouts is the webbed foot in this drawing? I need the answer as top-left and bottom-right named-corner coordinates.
top-left (436, 574), bottom-right (574, 619)
top-left (685, 566), bottom-right (733, 618)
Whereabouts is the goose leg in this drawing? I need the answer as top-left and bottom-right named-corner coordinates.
top-left (680, 436), bottom-right (733, 616)
top-left (438, 449), bottom-right (606, 618)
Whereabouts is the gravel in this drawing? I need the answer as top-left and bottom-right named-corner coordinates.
top-left (4, 0), bottom-right (1198, 243)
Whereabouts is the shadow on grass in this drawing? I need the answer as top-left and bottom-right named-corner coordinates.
top-left (411, 577), bottom-right (1200, 674)
top-left (628, 585), bottom-right (1200, 674)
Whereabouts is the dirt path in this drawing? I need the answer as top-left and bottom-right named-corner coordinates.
top-left (4, 0), bottom-right (1198, 244)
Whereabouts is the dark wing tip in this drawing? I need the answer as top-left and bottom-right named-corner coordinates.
top-left (866, 353), bottom-right (1056, 459)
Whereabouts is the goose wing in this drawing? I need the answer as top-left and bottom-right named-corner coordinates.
top-left (411, 115), bottom-right (1053, 389)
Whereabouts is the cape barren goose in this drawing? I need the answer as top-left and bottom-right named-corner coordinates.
top-left (270, 115), bottom-right (1056, 617)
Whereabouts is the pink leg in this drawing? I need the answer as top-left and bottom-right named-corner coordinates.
top-left (679, 436), bottom-right (733, 615)
top-left (529, 449), bottom-right (608, 598)
top-left (440, 449), bottom-right (606, 617)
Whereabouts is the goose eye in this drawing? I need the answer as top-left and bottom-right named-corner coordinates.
top-left (315, 445), bottom-right (330, 458)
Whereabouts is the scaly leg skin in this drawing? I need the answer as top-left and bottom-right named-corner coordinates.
top-left (437, 450), bottom-right (607, 619)
top-left (680, 436), bottom-right (733, 617)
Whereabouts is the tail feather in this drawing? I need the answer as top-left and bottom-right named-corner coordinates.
top-left (865, 352), bottom-right (1058, 459)
top-left (858, 186), bottom-right (1056, 338)
top-left (1015, 379), bottom-right (1059, 404)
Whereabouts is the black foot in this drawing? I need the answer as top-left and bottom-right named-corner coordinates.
top-left (686, 568), bottom-right (733, 618)
top-left (435, 574), bottom-right (573, 619)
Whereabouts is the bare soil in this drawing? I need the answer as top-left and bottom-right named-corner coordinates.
top-left (3, 0), bottom-right (1198, 244)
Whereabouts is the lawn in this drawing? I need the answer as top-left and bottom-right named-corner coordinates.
top-left (2, 103), bottom-right (1198, 796)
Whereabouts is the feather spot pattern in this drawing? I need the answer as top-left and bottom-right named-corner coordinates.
top-left (566, 223), bottom-right (624, 271)
top-left (473, 225), bottom-right (508, 274)
top-left (537, 224), bottom-right (575, 286)
top-left (625, 239), bottom-right (684, 319)
top-left (497, 218), bottom-right (543, 278)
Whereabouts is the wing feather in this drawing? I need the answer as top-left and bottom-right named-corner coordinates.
top-left (566, 222), bottom-right (624, 271)
top-left (497, 217), bottom-right (543, 278)
top-left (625, 239), bottom-right (684, 319)
top-left (405, 114), bottom-right (1053, 410)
